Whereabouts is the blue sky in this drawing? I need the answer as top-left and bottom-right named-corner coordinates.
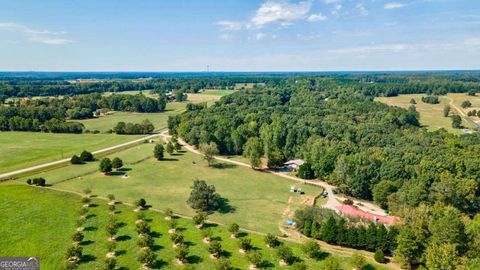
top-left (0, 0), bottom-right (479, 71)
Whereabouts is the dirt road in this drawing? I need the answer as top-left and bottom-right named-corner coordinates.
top-left (0, 133), bottom-right (162, 180)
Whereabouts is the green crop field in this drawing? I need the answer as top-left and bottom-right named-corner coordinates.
top-left (0, 184), bottom-right (391, 270)
top-left (376, 93), bottom-right (480, 134)
top-left (18, 141), bottom-right (320, 234)
top-left (0, 132), bottom-right (143, 174)
top-left (74, 103), bottom-right (186, 132)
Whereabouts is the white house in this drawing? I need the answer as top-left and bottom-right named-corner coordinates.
top-left (284, 159), bottom-right (305, 170)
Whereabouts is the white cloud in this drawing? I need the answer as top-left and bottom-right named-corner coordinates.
top-left (384, 2), bottom-right (406, 10)
top-left (251, 0), bottom-right (312, 27)
top-left (217, 21), bottom-right (243, 31)
top-left (0, 22), bottom-right (73, 45)
top-left (355, 3), bottom-right (369, 16)
top-left (328, 43), bottom-right (410, 54)
top-left (323, 0), bottom-right (340, 4)
top-left (256, 33), bottom-right (266, 40)
top-left (331, 4), bottom-right (342, 16)
top-left (307, 13), bottom-right (327, 22)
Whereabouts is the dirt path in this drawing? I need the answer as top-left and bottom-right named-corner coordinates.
top-left (165, 134), bottom-right (388, 216)
top-left (0, 133), bottom-right (163, 180)
top-left (20, 182), bottom-right (399, 270)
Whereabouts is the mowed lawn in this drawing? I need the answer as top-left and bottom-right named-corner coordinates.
top-left (0, 132), bottom-right (142, 174)
top-left (74, 102), bottom-right (186, 132)
top-left (23, 142), bottom-right (322, 233)
top-left (0, 184), bottom-right (79, 269)
top-left (375, 93), bottom-right (469, 134)
top-left (0, 184), bottom-right (391, 270)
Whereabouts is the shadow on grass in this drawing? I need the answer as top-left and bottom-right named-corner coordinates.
top-left (161, 158), bottom-right (179, 162)
top-left (80, 240), bottom-right (94, 246)
top-left (152, 244), bottom-right (164, 252)
top-left (212, 163), bottom-right (238, 169)
top-left (150, 231), bottom-right (162, 238)
top-left (84, 226), bottom-right (97, 231)
top-left (203, 223), bottom-right (218, 229)
top-left (80, 254), bottom-right (96, 263)
top-left (152, 259), bottom-right (168, 269)
top-left (215, 197), bottom-right (235, 214)
top-left (187, 255), bottom-right (202, 264)
top-left (116, 250), bottom-right (127, 256)
top-left (116, 235), bottom-right (131, 242)
top-left (108, 171), bottom-right (125, 176)
top-left (118, 168), bottom-right (132, 172)
top-left (364, 264), bottom-right (376, 270)
top-left (184, 241), bottom-right (196, 247)
top-left (260, 260), bottom-right (275, 268)
top-left (117, 222), bottom-right (127, 228)
top-left (85, 214), bottom-right (96, 219)
top-left (89, 203), bottom-right (99, 208)
top-left (220, 250), bottom-right (232, 258)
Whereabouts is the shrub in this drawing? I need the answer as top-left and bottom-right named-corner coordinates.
top-left (136, 198), bottom-right (147, 209)
top-left (291, 262), bottom-right (308, 270)
top-left (343, 199), bottom-right (354, 205)
top-left (137, 247), bottom-right (157, 267)
top-left (170, 232), bottom-right (184, 245)
top-left (238, 238), bottom-right (252, 252)
top-left (70, 155), bottom-right (83, 165)
top-left (111, 157), bottom-right (123, 170)
top-left (104, 257), bottom-right (116, 270)
top-left (192, 212), bottom-right (208, 227)
top-left (83, 188), bottom-right (92, 196)
top-left (72, 231), bottom-right (84, 242)
top-left (374, 249), bottom-right (386, 263)
top-left (202, 228), bottom-right (213, 240)
top-left (99, 158), bottom-right (112, 174)
top-left (137, 234), bottom-right (154, 248)
top-left (65, 244), bottom-right (83, 259)
top-left (264, 233), bottom-right (280, 248)
top-left (208, 240), bottom-right (222, 256)
top-left (107, 194), bottom-right (115, 201)
top-left (136, 222), bottom-right (151, 235)
top-left (351, 252), bottom-right (367, 269)
top-left (175, 243), bottom-right (189, 263)
top-left (215, 258), bottom-right (232, 270)
top-left (228, 223), bottom-right (240, 237)
top-left (164, 208), bottom-right (174, 217)
top-left (26, 179), bottom-right (32, 185)
top-left (321, 257), bottom-right (342, 270)
top-left (80, 150), bottom-right (94, 161)
top-left (277, 245), bottom-right (294, 265)
top-left (106, 223), bottom-right (118, 238)
top-left (247, 250), bottom-right (262, 267)
top-left (302, 239), bottom-right (321, 259)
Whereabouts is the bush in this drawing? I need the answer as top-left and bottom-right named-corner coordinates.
top-left (137, 234), bottom-right (154, 248)
top-left (104, 257), bottom-right (116, 270)
top-left (80, 150), bottom-right (94, 161)
top-left (192, 212), bottom-right (208, 227)
top-left (136, 222), bottom-right (151, 235)
top-left (35, 178), bottom-right (46, 186)
top-left (72, 231), bottom-right (84, 242)
top-left (170, 232), bottom-right (184, 245)
top-left (208, 240), bottom-right (222, 256)
top-left (461, 100), bottom-right (472, 108)
top-left (302, 239), bottom-right (321, 259)
top-left (70, 155), bottom-right (83, 165)
top-left (135, 198), bottom-right (147, 209)
top-left (374, 249), bottom-right (386, 263)
top-left (264, 233), bottom-right (281, 248)
top-left (137, 247), bottom-right (157, 267)
top-left (111, 157), bottom-right (123, 170)
top-left (215, 258), bottom-right (232, 270)
top-left (247, 251), bottom-right (262, 267)
top-left (277, 245), bottom-right (294, 265)
top-left (99, 158), bottom-right (112, 174)
top-left (202, 228), bottom-right (213, 240)
top-left (164, 208), bottom-right (174, 217)
top-left (175, 243), bottom-right (189, 263)
top-left (351, 252), bottom-right (367, 269)
top-left (297, 162), bottom-right (315, 179)
top-left (107, 194), bottom-right (115, 201)
top-left (238, 238), bottom-right (252, 252)
top-left (291, 262), bottom-right (308, 270)
top-left (321, 257), bottom-right (342, 270)
top-left (343, 199), bottom-right (354, 205)
top-left (228, 223), bottom-right (240, 237)
top-left (26, 179), bottom-right (32, 185)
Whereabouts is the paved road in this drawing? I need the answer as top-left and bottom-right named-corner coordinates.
top-left (0, 133), bottom-right (163, 180)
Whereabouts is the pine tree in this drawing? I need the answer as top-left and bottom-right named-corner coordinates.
top-left (366, 223), bottom-right (378, 251)
top-left (376, 224), bottom-right (388, 252)
top-left (320, 216), bottom-right (337, 244)
top-left (336, 218), bottom-right (348, 246)
top-left (346, 227), bottom-right (358, 248)
top-left (311, 221), bottom-right (319, 239)
top-left (303, 220), bottom-right (312, 237)
top-left (357, 226), bottom-right (367, 249)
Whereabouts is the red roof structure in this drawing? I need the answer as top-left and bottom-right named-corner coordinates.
top-left (335, 205), bottom-right (398, 226)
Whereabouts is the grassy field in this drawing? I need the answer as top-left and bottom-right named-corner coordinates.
top-left (74, 103), bottom-right (186, 132)
top-left (0, 132), bottom-right (143, 174)
top-left (18, 141), bottom-right (320, 234)
top-left (375, 93), bottom-right (480, 134)
top-left (0, 184), bottom-right (391, 270)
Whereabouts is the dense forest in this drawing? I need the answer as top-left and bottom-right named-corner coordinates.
top-left (169, 76), bottom-right (480, 269)
top-left (0, 93), bottom-right (165, 133)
